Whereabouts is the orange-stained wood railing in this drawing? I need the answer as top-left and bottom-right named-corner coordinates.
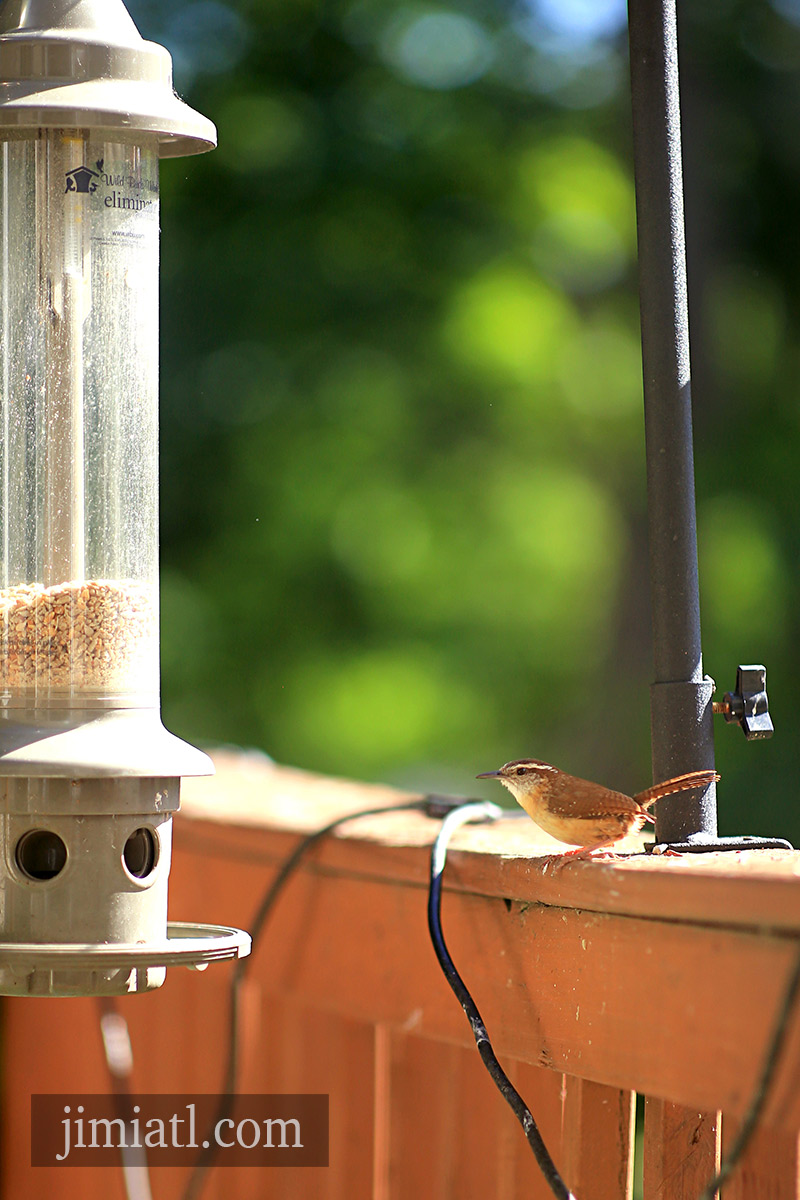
top-left (3, 749), bottom-right (800, 1200)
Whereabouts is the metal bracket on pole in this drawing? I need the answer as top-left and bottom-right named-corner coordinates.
top-left (714, 665), bottom-right (774, 740)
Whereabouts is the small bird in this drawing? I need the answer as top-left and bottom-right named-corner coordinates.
top-left (476, 759), bottom-right (720, 859)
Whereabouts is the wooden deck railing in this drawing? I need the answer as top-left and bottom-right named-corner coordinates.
top-left (3, 749), bottom-right (800, 1199)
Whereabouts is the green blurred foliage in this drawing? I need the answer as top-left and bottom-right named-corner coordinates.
top-left (129, 0), bottom-right (800, 840)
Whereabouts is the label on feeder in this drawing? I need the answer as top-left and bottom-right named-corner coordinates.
top-left (62, 145), bottom-right (159, 254)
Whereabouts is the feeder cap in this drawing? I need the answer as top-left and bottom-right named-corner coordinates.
top-left (0, 0), bottom-right (216, 156)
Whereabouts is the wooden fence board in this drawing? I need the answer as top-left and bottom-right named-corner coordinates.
top-left (1, 996), bottom-right (126, 1200)
top-left (385, 1032), bottom-right (507, 1200)
top-left (249, 1000), bottom-right (376, 1200)
top-left (506, 1061), bottom-right (570, 1200)
top-left (721, 1119), bottom-right (800, 1200)
top-left (561, 1077), bottom-right (635, 1200)
top-left (642, 1099), bottom-right (720, 1200)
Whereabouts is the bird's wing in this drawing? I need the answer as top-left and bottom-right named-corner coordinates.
top-left (547, 771), bottom-right (642, 818)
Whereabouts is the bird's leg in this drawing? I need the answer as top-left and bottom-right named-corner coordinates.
top-left (563, 841), bottom-right (621, 859)
top-left (545, 840), bottom-right (627, 872)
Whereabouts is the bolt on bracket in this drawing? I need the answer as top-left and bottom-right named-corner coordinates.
top-left (713, 665), bottom-right (774, 740)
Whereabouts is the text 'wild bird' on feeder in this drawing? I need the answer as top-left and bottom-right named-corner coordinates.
top-left (0, 0), bottom-right (250, 996)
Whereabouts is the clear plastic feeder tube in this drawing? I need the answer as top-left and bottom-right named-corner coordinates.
top-left (0, 129), bottom-right (160, 708)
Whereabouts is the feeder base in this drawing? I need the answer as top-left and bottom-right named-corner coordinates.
top-left (0, 921), bottom-right (251, 996)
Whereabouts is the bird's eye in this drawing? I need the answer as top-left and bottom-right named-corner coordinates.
top-left (515, 767), bottom-right (527, 776)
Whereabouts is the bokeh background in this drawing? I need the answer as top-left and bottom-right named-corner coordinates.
top-left (128, 0), bottom-right (800, 842)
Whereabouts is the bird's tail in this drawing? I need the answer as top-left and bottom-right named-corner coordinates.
top-left (634, 769), bottom-right (720, 811)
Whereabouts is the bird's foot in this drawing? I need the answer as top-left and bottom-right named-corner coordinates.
top-left (544, 846), bottom-right (621, 873)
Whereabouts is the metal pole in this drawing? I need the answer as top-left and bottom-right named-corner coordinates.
top-left (627, 0), bottom-right (717, 842)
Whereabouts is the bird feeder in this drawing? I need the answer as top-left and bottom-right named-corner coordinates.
top-left (0, 0), bottom-right (250, 994)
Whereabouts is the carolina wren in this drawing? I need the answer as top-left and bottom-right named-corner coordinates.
top-left (477, 759), bottom-right (720, 858)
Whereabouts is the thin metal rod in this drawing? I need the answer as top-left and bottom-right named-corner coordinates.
top-left (627, 0), bottom-right (717, 840)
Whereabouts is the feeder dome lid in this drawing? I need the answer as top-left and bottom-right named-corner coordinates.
top-left (0, 0), bottom-right (216, 156)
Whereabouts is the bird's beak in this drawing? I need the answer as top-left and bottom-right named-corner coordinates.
top-left (476, 770), bottom-right (501, 779)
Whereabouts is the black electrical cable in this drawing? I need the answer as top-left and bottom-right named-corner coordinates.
top-left (427, 801), bottom-right (577, 1200)
top-left (181, 796), bottom-right (432, 1200)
